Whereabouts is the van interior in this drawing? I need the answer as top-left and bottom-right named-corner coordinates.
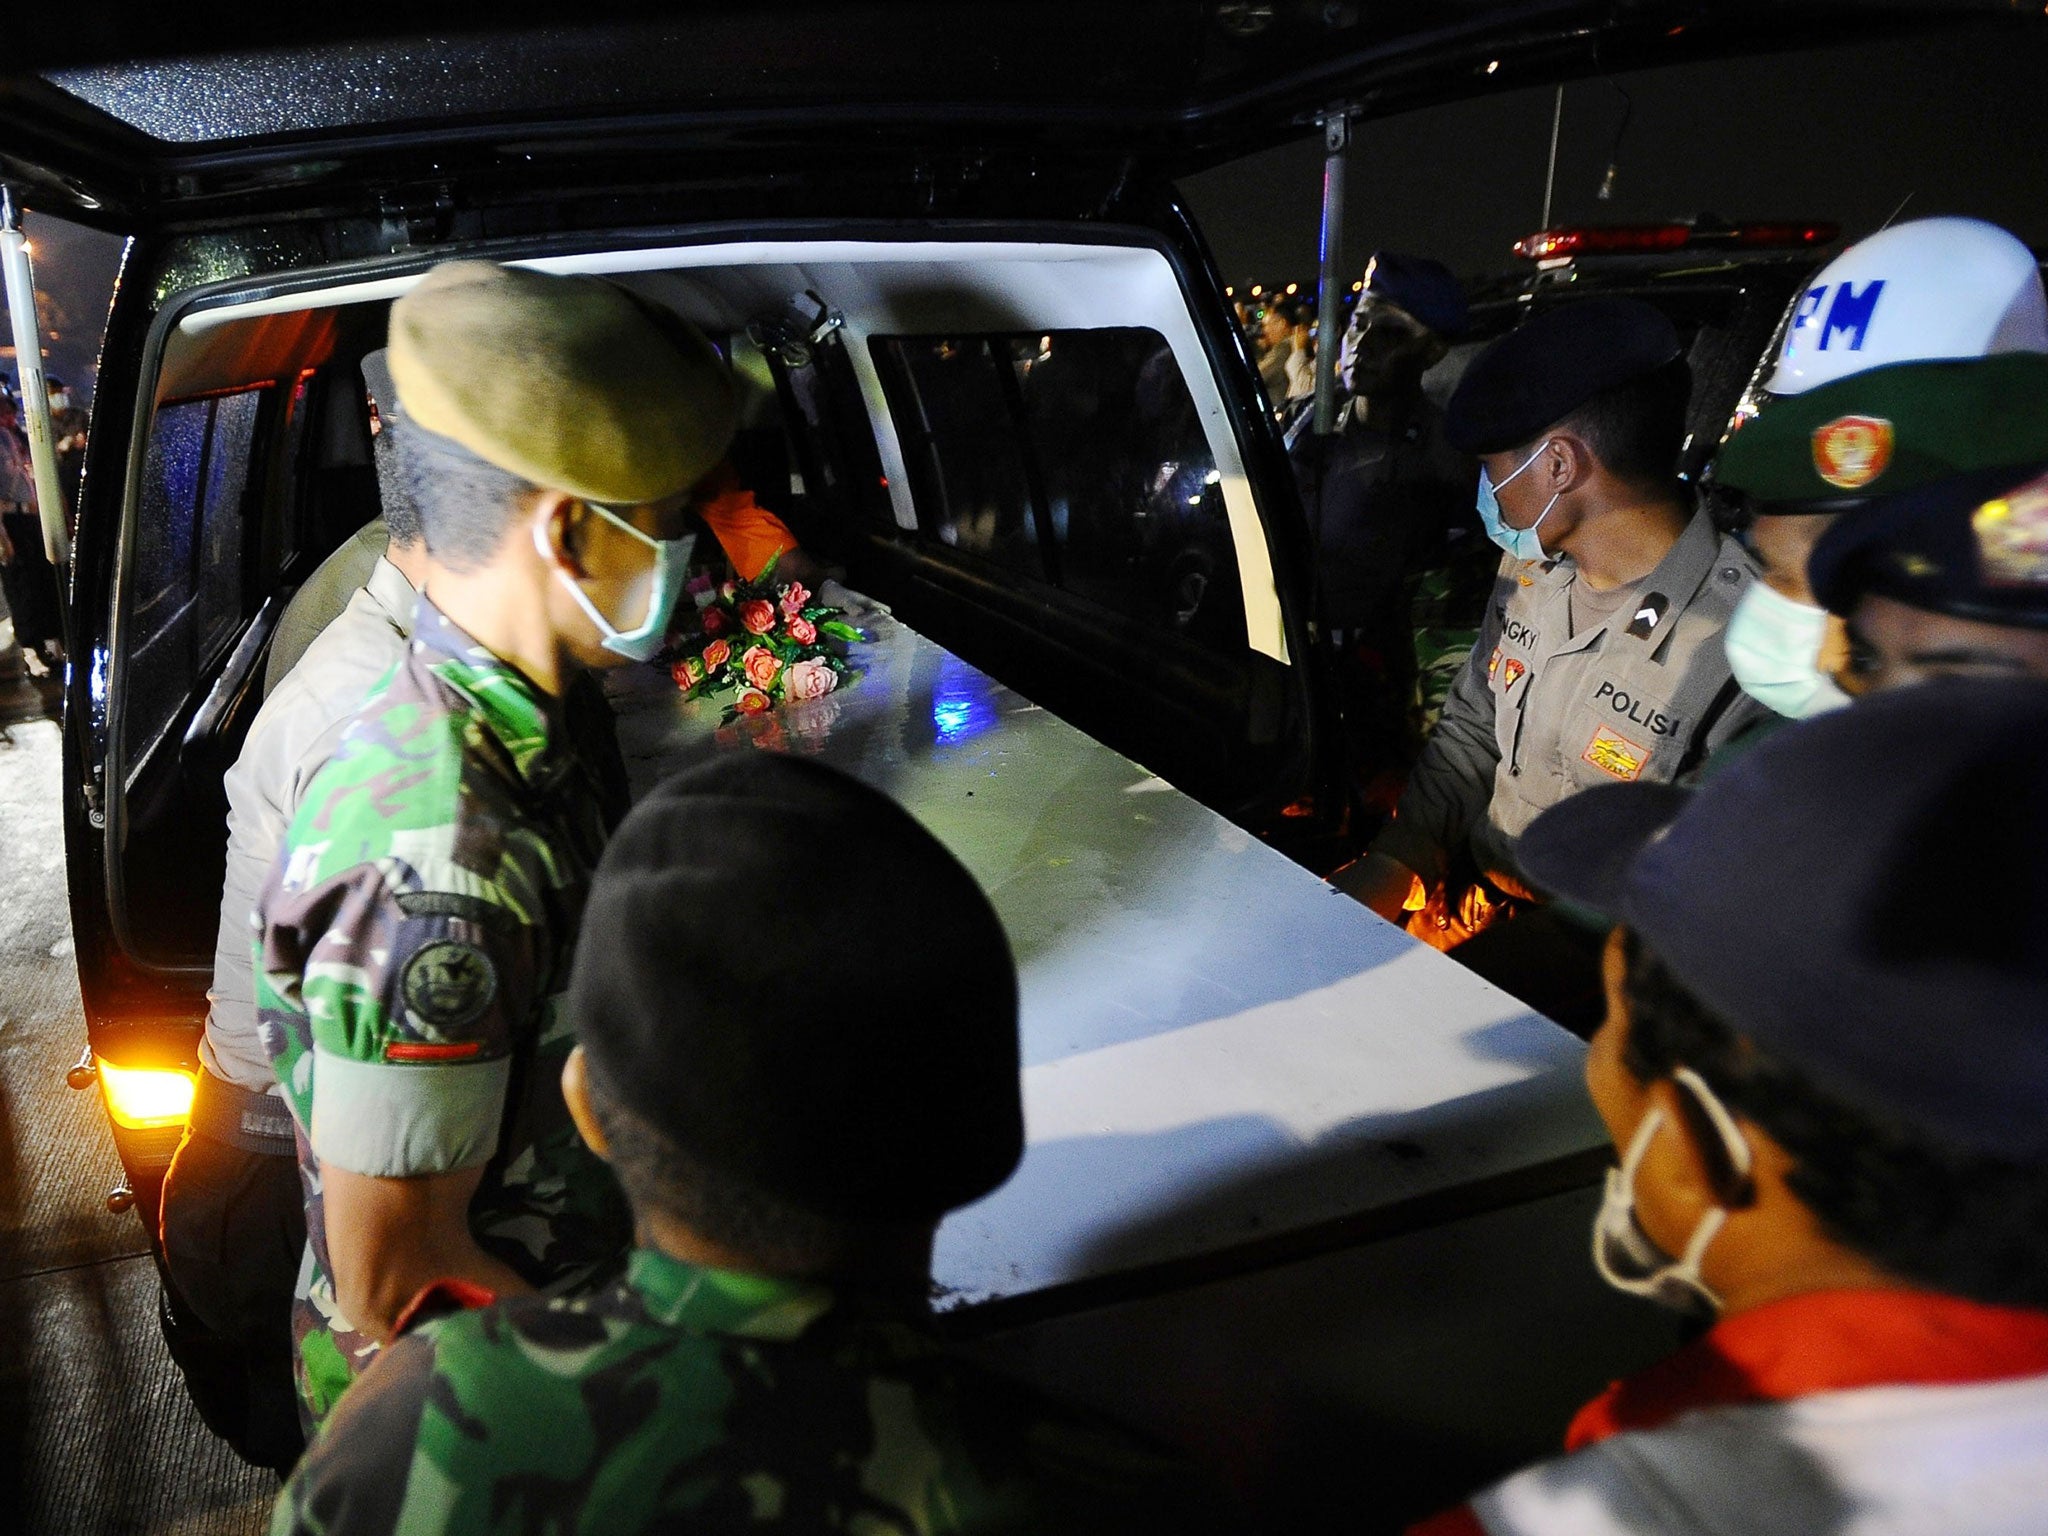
top-left (109, 237), bottom-right (1318, 972)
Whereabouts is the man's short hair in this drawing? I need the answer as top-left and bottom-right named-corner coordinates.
top-left (388, 418), bottom-right (537, 571)
top-left (372, 430), bottom-right (423, 548)
top-left (1621, 931), bottom-right (2048, 1308)
top-left (586, 1068), bottom-right (862, 1274)
top-left (1556, 356), bottom-right (1692, 487)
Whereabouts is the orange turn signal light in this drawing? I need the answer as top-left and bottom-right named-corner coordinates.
top-left (97, 1059), bottom-right (196, 1131)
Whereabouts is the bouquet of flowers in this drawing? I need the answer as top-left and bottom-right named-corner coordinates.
top-left (668, 554), bottom-right (866, 722)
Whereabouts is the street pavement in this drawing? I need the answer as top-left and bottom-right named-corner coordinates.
top-left (0, 717), bottom-right (273, 1534)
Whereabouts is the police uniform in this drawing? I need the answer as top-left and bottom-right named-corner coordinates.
top-left (1369, 297), bottom-right (1769, 905)
top-left (255, 598), bottom-right (629, 1425)
top-left (1375, 507), bottom-right (1765, 896)
top-left (271, 1250), bottom-right (1215, 1536)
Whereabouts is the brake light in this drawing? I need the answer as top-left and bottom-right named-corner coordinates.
top-left (1514, 222), bottom-right (1839, 261)
top-left (1516, 225), bottom-right (1691, 261)
top-left (97, 1059), bottom-right (196, 1131)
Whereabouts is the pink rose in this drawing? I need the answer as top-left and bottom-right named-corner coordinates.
top-left (670, 655), bottom-right (704, 691)
top-left (779, 582), bottom-right (811, 616)
top-left (783, 657), bottom-right (838, 702)
top-left (719, 580), bottom-right (738, 601)
top-left (786, 616), bottom-right (818, 646)
top-left (702, 638), bottom-right (731, 671)
top-left (735, 687), bottom-right (773, 716)
top-left (741, 645), bottom-right (782, 691)
top-left (738, 599), bottom-right (777, 635)
top-left (699, 605), bottom-right (728, 636)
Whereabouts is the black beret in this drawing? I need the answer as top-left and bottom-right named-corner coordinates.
top-left (569, 754), bottom-right (1024, 1221)
top-left (1809, 458), bottom-right (2048, 629)
top-left (1447, 296), bottom-right (1682, 455)
top-left (1363, 251), bottom-right (1469, 338)
top-left (1518, 677), bottom-right (2048, 1164)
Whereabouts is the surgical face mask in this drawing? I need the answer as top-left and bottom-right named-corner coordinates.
top-left (1476, 440), bottom-right (1561, 562)
top-left (1592, 1068), bottom-right (1754, 1315)
top-left (1724, 582), bottom-right (1852, 719)
top-left (535, 501), bottom-right (695, 663)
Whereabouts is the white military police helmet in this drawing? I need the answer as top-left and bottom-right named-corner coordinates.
top-left (1766, 216), bottom-right (2048, 395)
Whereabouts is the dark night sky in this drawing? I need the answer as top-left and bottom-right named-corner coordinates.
top-left (1181, 25), bottom-right (2048, 293)
top-left (8, 22), bottom-right (2048, 401)
top-left (4, 216), bottom-right (124, 405)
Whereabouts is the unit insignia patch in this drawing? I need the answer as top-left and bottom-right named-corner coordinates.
top-left (1810, 414), bottom-right (1894, 490)
top-left (1582, 724), bottom-right (1649, 782)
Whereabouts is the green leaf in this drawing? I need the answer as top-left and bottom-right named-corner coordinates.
top-left (820, 621), bottom-right (866, 644)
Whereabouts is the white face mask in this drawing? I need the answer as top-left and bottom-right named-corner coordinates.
top-left (1592, 1068), bottom-right (1754, 1315)
top-left (1724, 582), bottom-right (1852, 720)
top-left (534, 501), bottom-right (695, 664)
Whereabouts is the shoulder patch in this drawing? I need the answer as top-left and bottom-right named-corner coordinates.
top-left (401, 940), bottom-right (499, 1035)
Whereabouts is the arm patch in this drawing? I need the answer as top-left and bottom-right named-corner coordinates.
top-left (401, 940), bottom-right (499, 1035)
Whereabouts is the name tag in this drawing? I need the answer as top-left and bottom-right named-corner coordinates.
top-left (1590, 676), bottom-right (1683, 740)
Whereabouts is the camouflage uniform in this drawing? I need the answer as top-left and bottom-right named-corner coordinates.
top-left (255, 598), bottom-right (629, 1428)
top-left (271, 1247), bottom-right (1216, 1536)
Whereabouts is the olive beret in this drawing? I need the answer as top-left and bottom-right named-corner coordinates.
top-left (388, 261), bottom-right (737, 505)
top-left (1714, 353), bottom-right (2048, 510)
top-left (1447, 296), bottom-right (1682, 455)
top-left (569, 754), bottom-right (1025, 1222)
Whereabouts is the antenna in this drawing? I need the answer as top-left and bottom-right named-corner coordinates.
top-left (1540, 85), bottom-right (1563, 230)
top-left (1598, 79), bottom-right (1633, 202)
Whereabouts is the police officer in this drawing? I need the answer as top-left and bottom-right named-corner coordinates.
top-left (271, 754), bottom-right (1226, 1536)
top-left (1409, 678), bottom-right (2048, 1536)
top-left (159, 356), bottom-right (427, 1470)
top-left (1713, 217), bottom-right (2048, 720)
top-left (254, 260), bottom-right (736, 1428)
top-left (1286, 253), bottom-right (1473, 771)
top-left (1808, 457), bottom-right (2048, 688)
top-left (1338, 298), bottom-right (1765, 1023)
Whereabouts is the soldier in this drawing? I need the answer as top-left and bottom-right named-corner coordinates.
top-left (1336, 298), bottom-right (1767, 1026)
top-left (270, 754), bottom-right (1226, 1536)
top-left (254, 260), bottom-right (736, 1429)
top-left (1409, 678), bottom-right (2048, 1536)
top-left (160, 355), bottom-right (428, 1471)
top-left (1712, 216), bottom-right (2048, 720)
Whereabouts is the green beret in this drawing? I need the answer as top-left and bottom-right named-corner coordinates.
top-left (389, 261), bottom-right (736, 505)
top-left (1715, 353), bottom-right (2048, 510)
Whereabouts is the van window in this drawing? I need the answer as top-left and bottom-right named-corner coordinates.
top-left (125, 387), bottom-right (265, 770)
top-left (872, 328), bottom-right (1246, 654)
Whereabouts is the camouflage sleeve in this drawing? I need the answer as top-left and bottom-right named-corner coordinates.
top-left (256, 759), bottom-right (545, 1178)
top-left (270, 1332), bottom-right (437, 1536)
